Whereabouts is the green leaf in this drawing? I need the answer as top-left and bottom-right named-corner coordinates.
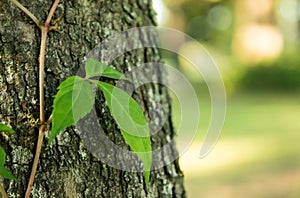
top-left (0, 147), bottom-right (14, 180)
top-left (121, 129), bottom-right (151, 185)
top-left (97, 82), bottom-right (149, 135)
top-left (0, 124), bottom-right (15, 134)
top-left (0, 165), bottom-right (15, 180)
top-left (97, 81), bottom-right (151, 185)
top-left (85, 60), bottom-right (126, 80)
top-left (49, 76), bottom-right (95, 144)
top-left (0, 147), bottom-right (6, 166)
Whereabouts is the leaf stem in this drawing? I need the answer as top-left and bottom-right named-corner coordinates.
top-left (24, 0), bottom-right (60, 197)
top-left (9, 0), bottom-right (41, 27)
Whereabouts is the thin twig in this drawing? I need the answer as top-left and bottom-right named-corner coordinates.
top-left (24, 1), bottom-right (60, 197)
top-left (10, 0), bottom-right (41, 27)
top-left (45, 0), bottom-right (60, 26)
top-left (24, 125), bottom-right (45, 198)
top-left (38, 28), bottom-right (47, 124)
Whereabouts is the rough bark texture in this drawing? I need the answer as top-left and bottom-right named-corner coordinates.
top-left (0, 0), bottom-right (185, 197)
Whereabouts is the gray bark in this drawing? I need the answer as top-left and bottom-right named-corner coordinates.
top-left (0, 0), bottom-right (185, 197)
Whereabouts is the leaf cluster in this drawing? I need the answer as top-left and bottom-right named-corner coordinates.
top-left (50, 60), bottom-right (152, 184)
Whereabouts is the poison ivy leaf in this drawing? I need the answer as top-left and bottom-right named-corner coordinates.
top-left (0, 147), bottom-right (6, 166)
top-left (49, 76), bottom-right (95, 144)
top-left (0, 165), bottom-right (15, 180)
top-left (0, 124), bottom-right (15, 134)
top-left (85, 60), bottom-right (126, 80)
top-left (97, 81), bottom-right (151, 185)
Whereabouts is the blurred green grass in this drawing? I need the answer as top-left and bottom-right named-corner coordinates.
top-left (173, 91), bottom-right (300, 198)
top-left (224, 93), bottom-right (300, 137)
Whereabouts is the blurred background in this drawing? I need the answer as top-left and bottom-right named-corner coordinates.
top-left (152, 0), bottom-right (300, 197)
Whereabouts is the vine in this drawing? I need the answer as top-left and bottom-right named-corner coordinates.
top-left (1, 0), bottom-right (152, 197)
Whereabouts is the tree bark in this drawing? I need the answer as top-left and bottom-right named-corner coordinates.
top-left (0, 0), bottom-right (185, 197)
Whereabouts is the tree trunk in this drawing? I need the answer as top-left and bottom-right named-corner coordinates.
top-left (0, 0), bottom-right (185, 197)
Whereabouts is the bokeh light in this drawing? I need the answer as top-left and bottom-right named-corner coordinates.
top-left (232, 24), bottom-right (283, 64)
top-left (208, 5), bottom-right (232, 31)
top-left (152, 0), bottom-right (300, 197)
top-left (279, 0), bottom-right (299, 22)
